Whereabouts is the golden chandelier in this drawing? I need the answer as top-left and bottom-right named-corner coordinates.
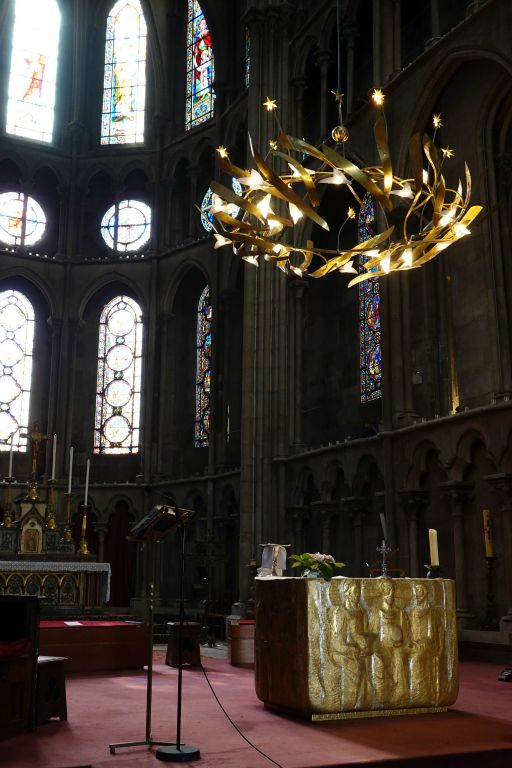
top-left (206, 90), bottom-right (482, 287)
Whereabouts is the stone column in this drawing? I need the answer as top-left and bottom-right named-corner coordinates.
top-left (399, 489), bottom-right (428, 578)
top-left (93, 522), bottom-right (109, 563)
top-left (45, 318), bottom-right (62, 477)
top-left (316, 50), bottom-right (331, 140)
top-left (439, 481), bottom-right (473, 627)
top-left (343, 25), bottom-right (358, 117)
top-left (341, 497), bottom-right (367, 577)
top-left (286, 505), bottom-right (308, 553)
top-left (311, 501), bottom-right (339, 554)
top-left (291, 77), bottom-right (306, 139)
top-left (215, 290), bottom-right (236, 471)
top-left (289, 279), bottom-right (306, 451)
top-left (485, 473), bottom-right (512, 628)
top-left (188, 165), bottom-right (200, 239)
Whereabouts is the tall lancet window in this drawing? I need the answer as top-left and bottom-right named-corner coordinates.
top-left (358, 193), bottom-right (382, 402)
top-left (6, 0), bottom-right (61, 143)
top-left (195, 286), bottom-right (212, 447)
top-left (186, 0), bottom-right (215, 130)
top-left (101, 0), bottom-right (147, 145)
top-left (0, 290), bottom-right (35, 453)
top-left (94, 295), bottom-right (143, 454)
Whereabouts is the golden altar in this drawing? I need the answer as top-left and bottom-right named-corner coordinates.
top-left (254, 576), bottom-right (458, 720)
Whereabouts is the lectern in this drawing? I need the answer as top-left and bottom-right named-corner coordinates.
top-left (109, 505), bottom-right (200, 760)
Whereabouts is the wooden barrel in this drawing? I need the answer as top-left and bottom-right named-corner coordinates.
top-left (228, 620), bottom-right (255, 667)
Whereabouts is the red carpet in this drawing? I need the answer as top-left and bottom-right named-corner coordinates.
top-left (2, 659), bottom-right (512, 768)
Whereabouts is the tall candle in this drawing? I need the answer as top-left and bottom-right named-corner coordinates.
top-left (83, 458), bottom-right (90, 506)
top-left (379, 512), bottom-right (387, 541)
top-left (8, 435), bottom-right (13, 478)
top-left (67, 446), bottom-right (74, 494)
top-left (429, 528), bottom-right (439, 567)
top-left (51, 434), bottom-right (57, 481)
top-left (483, 509), bottom-right (494, 557)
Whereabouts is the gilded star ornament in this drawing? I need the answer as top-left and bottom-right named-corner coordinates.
top-left (263, 97), bottom-right (277, 111)
top-left (208, 88), bottom-right (482, 287)
top-left (216, 145), bottom-right (229, 158)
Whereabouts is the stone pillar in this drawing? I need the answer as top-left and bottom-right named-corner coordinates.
top-left (343, 25), bottom-right (358, 117)
top-left (316, 50), bottom-right (331, 139)
top-left (93, 522), bottom-right (108, 563)
top-left (286, 505), bottom-right (308, 553)
top-left (289, 279), bottom-right (306, 451)
top-left (188, 165), bottom-right (200, 239)
top-left (215, 290), bottom-right (236, 471)
top-left (341, 497), bottom-right (367, 577)
top-left (399, 489), bottom-right (428, 578)
top-left (45, 318), bottom-right (62, 477)
top-left (485, 473), bottom-right (512, 628)
top-left (440, 481), bottom-right (473, 627)
top-left (311, 501), bottom-right (339, 554)
top-left (291, 77), bottom-right (306, 139)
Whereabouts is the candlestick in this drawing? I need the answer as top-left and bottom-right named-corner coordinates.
top-left (68, 446), bottom-right (74, 494)
top-left (428, 528), bottom-right (439, 567)
top-left (77, 503), bottom-right (90, 556)
top-left (51, 433), bottom-right (57, 480)
top-left (483, 509), bottom-right (494, 557)
top-left (8, 435), bottom-right (13, 478)
top-left (481, 555), bottom-right (499, 630)
top-left (84, 458), bottom-right (90, 506)
top-left (46, 480), bottom-right (56, 530)
top-left (62, 492), bottom-right (73, 544)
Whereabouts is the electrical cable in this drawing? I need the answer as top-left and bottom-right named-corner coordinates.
top-left (199, 659), bottom-right (285, 768)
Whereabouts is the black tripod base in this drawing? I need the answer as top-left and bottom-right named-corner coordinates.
top-left (156, 744), bottom-right (201, 762)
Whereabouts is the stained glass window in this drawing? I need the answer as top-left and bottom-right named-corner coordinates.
top-left (100, 199), bottom-right (151, 252)
top-left (358, 193), bottom-right (382, 402)
top-left (195, 286), bottom-right (211, 447)
top-left (186, 1), bottom-right (215, 130)
top-left (101, 0), bottom-right (147, 145)
top-left (245, 29), bottom-right (250, 87)
top-left (6, 0), bottom-right (61, 143)
top-left (94, 295), bottom-right (143, 454)
top-left (0, 192), bottom-right (46, 248)
top-left (200, 178), bottom-right (242, 232)
top-left (0, 291), bottom-right (34, 453)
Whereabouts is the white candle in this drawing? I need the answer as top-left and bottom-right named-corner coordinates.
top-left (67, 446), bottom-right (74, 494)
top-left (83, 458), bottom-right (90, 506)
top-left (51, 434), bottom-right (57, 480)
top-left (8, 435), bottom-right (13, 478)
top-left (429, 528), bottom-right (439, 566)
top-left (379, 512), bottom-right (387, 541)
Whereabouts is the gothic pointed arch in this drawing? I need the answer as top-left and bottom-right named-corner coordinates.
top-left (101, 0), bottom-right (147, 145)
top-left (6, 0), bottom-right (61, 143)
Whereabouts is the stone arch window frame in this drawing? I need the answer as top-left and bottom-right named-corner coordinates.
top-left (0, 289), bottom-right (35, 454)
top-left (0, 190), bottom-right (47, 251)
top-left (5, 0), bottom-right (62, 145)
top-left (185, 0), bottom-right (215, 131)
top-left (93, 294), bottom-right (143, 455)
top-left (100, 0), bottom-right (148, 146)
top-left (194, 284), bottom-right (212, 447)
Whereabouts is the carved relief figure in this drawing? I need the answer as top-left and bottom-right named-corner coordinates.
top-left (328, 580), bottom-right (373, 711)
top-left (373, 579), bottom-right (409, 706)
top-left (408, 582), bottom-right (444, 705)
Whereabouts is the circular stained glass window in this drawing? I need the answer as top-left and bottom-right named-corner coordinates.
top-left (100, 199), bottom-right (151, 252)
top-left (200, 178), bottom-right (242, 232)
top-left (107, 307), bottom-right (135, 336)
top-left (0, 411), bottom-right (18, 441)
top-left (103, 414), bottom-right (131, 444)
top-left (106, 343), bottom-right (133, 372)
top-left (0, 192), bottom-right (46, 247)
top-left (0, 375), bottom-right (21, 404)
top-left (105, 379), bottom-right (132, 408)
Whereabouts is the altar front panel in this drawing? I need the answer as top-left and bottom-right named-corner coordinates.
top-left (255, 577), bottom-right (458, 717)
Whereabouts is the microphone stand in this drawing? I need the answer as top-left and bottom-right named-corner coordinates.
top-left (156, 513), bottom-right (200, 762)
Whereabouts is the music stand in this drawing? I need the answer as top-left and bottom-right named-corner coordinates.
top-left (109, 505), bottom-right (180, 755)
top-left (155, 506), bottom-right (200, 762)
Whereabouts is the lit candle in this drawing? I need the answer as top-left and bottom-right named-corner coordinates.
top-left (67, 446), bottom-right (74, 494)
top-left (83, 458), bottom-right (90, 506)
top-left (51, 434), bottom-right (57, 481)
top-left (483, 509), bottom-right (494, 557)
top-left (379, 512), bottom-right (387, 541)
top-left (429, 528), bottom-right (439, 567)
top-left (8, 435), bottom-right (13, 478)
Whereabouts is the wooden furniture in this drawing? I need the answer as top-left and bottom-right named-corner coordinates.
top-left (36, 656), bottom-right (67, 725)
top-left (229, 620), bottom-right (255, 668)
top-left (255, 577), bottom-right (458, 720)
top-left (165, 621), bottom-right (201, 667)
top-left (0, 595), bottom-right (40, 740)
top-left (39, 620), bottom-right (148, 673)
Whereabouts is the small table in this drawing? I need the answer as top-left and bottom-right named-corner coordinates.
top-left (165, 622), bottom-right (201, 667)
